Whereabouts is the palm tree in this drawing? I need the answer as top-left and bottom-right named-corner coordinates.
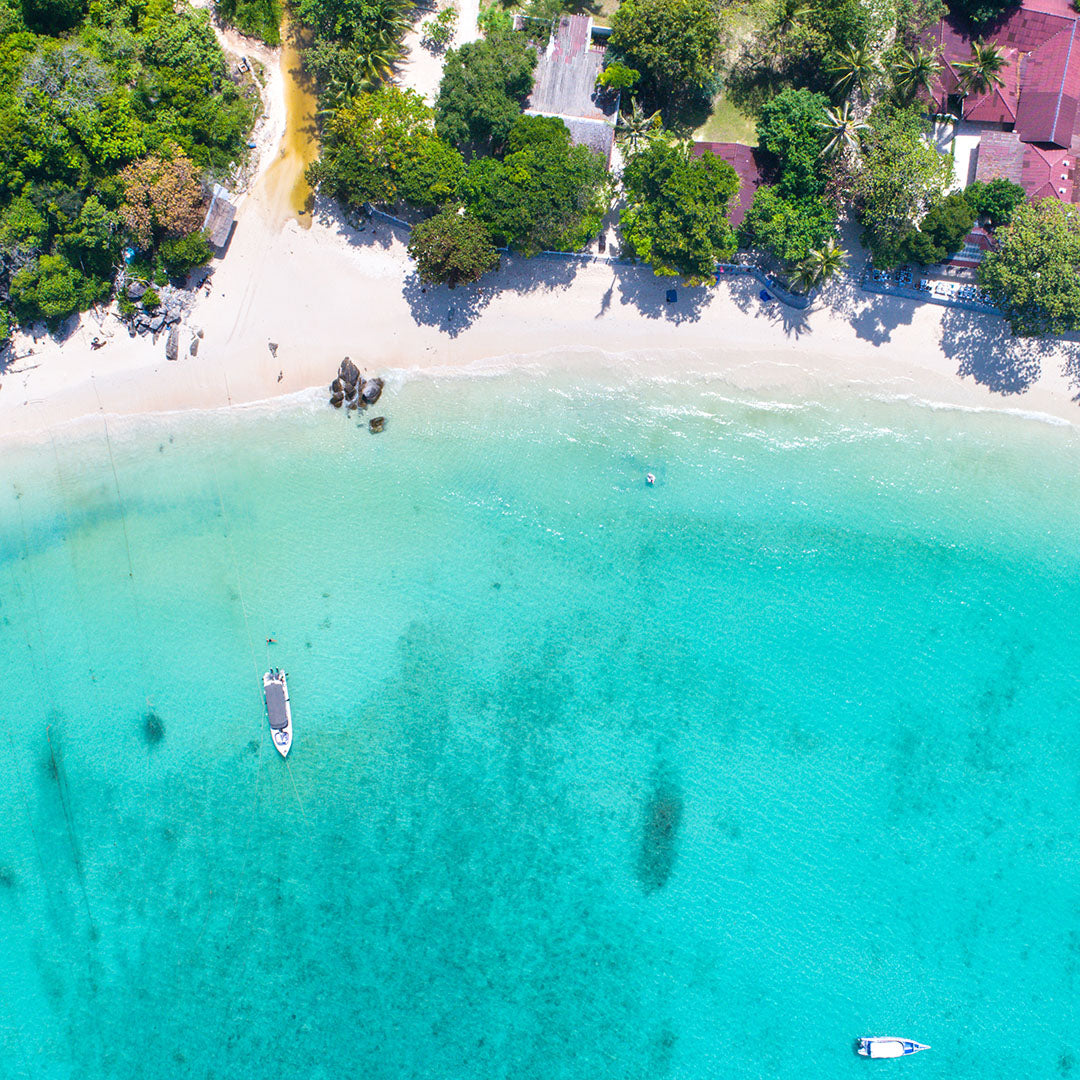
top-left (773, 0), bottom-right (810, 36)
top-left (891, 44), bottom-right (942, 101)
top-left (955, 40), bottom-right (1007, 96)
top-left (818, 102), bottom-right (867, 159)
top-left (617, 99), bottom-right (662, 153)
top-left (793, 239), bottom-right (847, 291)
top-left (828, 43), bottom-right (881, 98)
top-left (317, 65), bottom-right (377, 118)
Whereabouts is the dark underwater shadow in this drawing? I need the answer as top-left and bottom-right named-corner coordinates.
top-left (637, 765), bottom-right (684, 894)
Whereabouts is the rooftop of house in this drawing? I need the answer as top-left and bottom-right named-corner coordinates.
top-left (690, 142), bottom-right (765, 226)
top-left (526, 14), bottom-right (618, 160)
top-left (202, 184), bottom-right (236, 251)
top-left (931, 0), bottom-right (1080, 148)
top-left (975, 128), bottom-right (1076, 199)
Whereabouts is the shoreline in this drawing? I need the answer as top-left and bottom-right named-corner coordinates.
top-left (3, 182), bottom-right (1080, 447)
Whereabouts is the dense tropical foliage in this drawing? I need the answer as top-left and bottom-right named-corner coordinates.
top-left (434, 30), bottom-right (536, 154)
top-left (620, 137), bottom-right (739, 282)
top-left (309, 86), bottom-right (465, 208)
top-left (216, 0), bottom-right (281, 44)
top-left (463, 115), bottom-right (609, 255)
top-left (0, 0), bottom-right (255, 332)
top-left (979, 199), bottom-right (1080, 336)
top-left (407, 206), bottom-right (499, 286)
top-left (609, 0), bottom-right (725, 109)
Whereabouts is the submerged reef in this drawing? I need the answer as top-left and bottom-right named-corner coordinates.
top-left (637, 769), bottom-right (683, 894)
top-left (143, 711), bottom-right (165, 746)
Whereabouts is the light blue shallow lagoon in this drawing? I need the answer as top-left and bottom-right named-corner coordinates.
top-left (2, 369), bottom-right (1080, 1080)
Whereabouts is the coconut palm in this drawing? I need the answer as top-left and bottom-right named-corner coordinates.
top-left (891, 44), bottom-right (942, 101)
top-left (818, 102), bottom-right (867, 159)
top-left (955, 40), bottom-right (1007, 96)
top-left (617, 98), bottom-right (662, 153)
top-left (793, 239), bottom-right (847, 291)
top-left (828, 43), bottom-right (881, 98)
top-left (317, 64), bottom-right (377, 117)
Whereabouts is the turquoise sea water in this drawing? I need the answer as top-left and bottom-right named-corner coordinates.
top-left (2, 370), bottom-right (1080, 1080)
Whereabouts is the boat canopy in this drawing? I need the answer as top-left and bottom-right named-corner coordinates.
top-left (869, 1041), bottom-right (906, 1058)
top-left (265, 682), bottom-right (289, 728)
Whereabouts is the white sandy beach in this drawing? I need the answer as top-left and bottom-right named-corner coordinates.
top-left (2, 24), bottom-right (1079, 441)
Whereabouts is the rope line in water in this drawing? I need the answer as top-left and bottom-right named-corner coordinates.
top-left (90, 378), bottom-right (154, 712)
top-left (207, 450), bottom-right (310, 827)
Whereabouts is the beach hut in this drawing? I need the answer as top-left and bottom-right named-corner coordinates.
top-left (202, 184), bottom-right (237, 254)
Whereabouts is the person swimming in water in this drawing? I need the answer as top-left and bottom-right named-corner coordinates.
top-left (267, 637), bottom-right (277, 644)
top-left (646, 473), bottom-right (655, 485)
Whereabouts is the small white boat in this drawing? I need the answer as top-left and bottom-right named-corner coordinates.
top-left (857, 1037), bottom-right (930, 1059)
top-left (263, 668), bottom-right (292, 757)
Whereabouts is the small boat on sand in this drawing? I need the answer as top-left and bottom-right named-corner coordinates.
top-left (857, 1037), bottom-right (930, 1059)
top-left (263, 668), bottom-right (292, 757)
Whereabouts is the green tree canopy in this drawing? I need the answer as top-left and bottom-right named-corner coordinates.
top-left (743, 0), bottom-right (872, 96)
top-left (461, 114), bottom-right (609, 255)
top-left (434, 29), bottom-right (536, 154)
top-left (609, 0), bottom-right (724, 104)
top-left (310, 86), bottom-right (465, 208)
top-left (407, 207), bottom-right (499, 286)
top-left (598, 61), bottom-right (639, 91)
top-left (965, 177), bottom-right (1024, 226)
top-left (978, 198), bottom-right (1080, 336)
top-left (755, 87), bottom-right (829, 198)
top-left (738, 186), bottom-right (837, 266)
top-left (900, 191), bottom-right (975, 265)
top-left (0, 0), bottom-right (254, 326)
top-left (297, 0), bottom-right (411, 84)
top-left (946, 0), bottom-right (1017, 27)
top-left (215, 0), bottom-right (281, 44)
top-left (620, 137), bottom-right (739, 283)
top-left (852, 104), bottom-right (953, 266)
top-left (10, 251), bottom-right (106, 324)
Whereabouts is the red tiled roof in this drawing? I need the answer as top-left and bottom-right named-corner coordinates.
top-left (928, 0), bottom-right (1080, 148)
top-left (1020, 141), bottom-right (1075, 198)
top-left (975, 129), bottom-right (1026, 183)
top-left (974, 129), bottom-right (1075, 199)
top-left (690, 141), bottom-right (765, 225)
top-left (1014, 19), bottom-right (1080, 144)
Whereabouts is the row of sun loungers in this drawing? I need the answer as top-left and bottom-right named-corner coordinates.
top-left (866, 267), bottom-right (997, 309)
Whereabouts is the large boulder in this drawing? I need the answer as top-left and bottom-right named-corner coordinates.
top-left (331, 377), bottom-right (343, 394)
top-left (369, 416), bottom-right (386, 433)
top-left (149, 312), bottom-right (166, 333)
top-left (339, 358), bottom-right (360, 388)
top-left (165, 327), bottom-right (179, 362)
top-left (361, 377), bottom-right (384, 404)
top-left (126, 281), bottom-right (148, 300)
top-left (330, 391), bottom-right (344, 408)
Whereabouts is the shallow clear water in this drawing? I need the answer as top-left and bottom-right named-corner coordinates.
top-left (2, 372), bottom-right (1080, 1079)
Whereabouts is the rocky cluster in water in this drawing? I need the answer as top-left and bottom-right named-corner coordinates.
top-left (330, 358), bottom-right (386, 432)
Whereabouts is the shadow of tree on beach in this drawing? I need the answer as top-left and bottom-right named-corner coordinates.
top-left (724, 273), bottom-right (812, 339)
top-left (939, 307), bottom-right (1051, 396)
top-left (611, 263), bottom-right (714, 324)
top-left (310, 195), bottom-right (404, 253)
top-left (1062, 349), bottom-right (1080, 402)
top-left (401, 254), bottom-right (582, 337)
top-left (828, 281), bottom-right (918, 347)
top-left (401, 273), bottom-right (495, 338)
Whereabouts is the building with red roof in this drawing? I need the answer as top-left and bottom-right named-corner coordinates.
top-left (929, 0), bottom-right (1080, 203)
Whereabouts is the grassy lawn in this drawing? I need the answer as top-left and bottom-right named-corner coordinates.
top-left (590, 0), bottom-right (619, 27)
top-left (693, 93), bottom-right (758, 144)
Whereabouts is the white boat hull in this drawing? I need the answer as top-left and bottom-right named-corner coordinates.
top-left (857, 1037), bottom-right (930, 1059)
